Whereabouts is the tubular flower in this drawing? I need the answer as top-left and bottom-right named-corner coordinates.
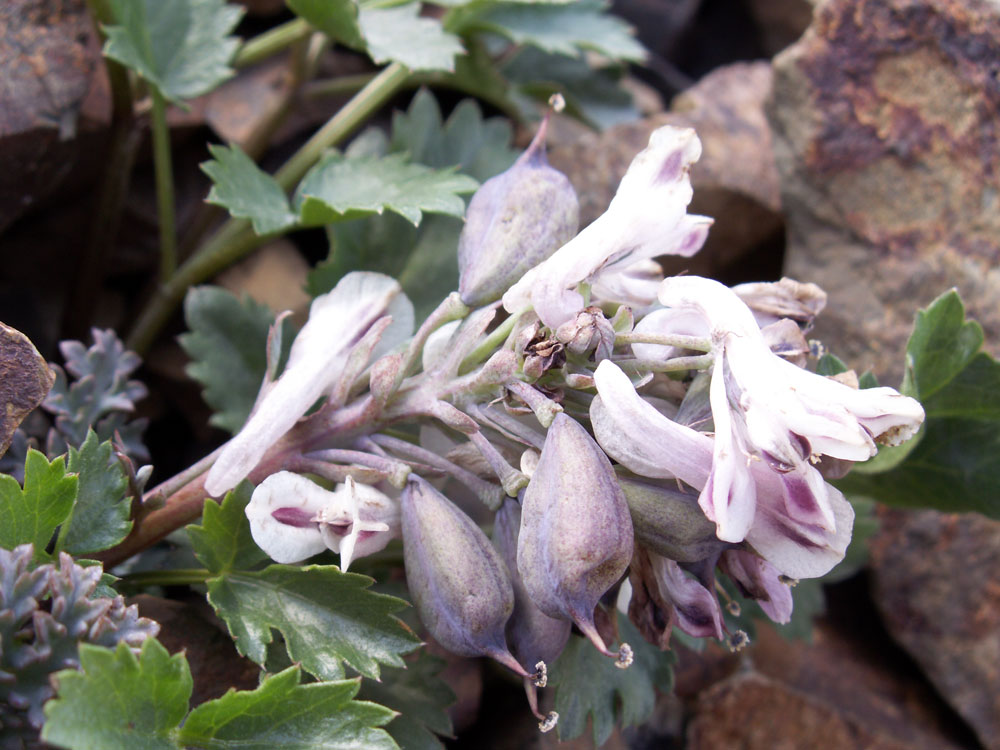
top-left (205, 272), bottom-right (414, 496)
top-left (652, 276), bottom-right (924, 544)
top-left (502, 125), bottom-right (712, 329)
top-left (591, 359), bottom-right (853, 580)
top-left (245, 471), bottom-right (400, 570)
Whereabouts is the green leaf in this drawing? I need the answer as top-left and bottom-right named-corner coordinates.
top-left (206, 563), bottom-right (420, 680)
top-left (551, 613), bottom-right (673, 745)
top-left (180, 286), bottom-right (289, 434)
top-left (62, 431), bottom-right (131, 556)
top-left (179, 667), bottom-right (398, 750)
top-left (815, 353), bottom-right (848, 376)
top-left (901, 289), bottom-right (983, 401)
top-left (296, 153), bottom-right (478, 227)
top-left (287, 0), bottom-right (365, 48)
top-left (358, 651), bottom-right (455, 750)
top-left (389, 90), bottom-right (517, 182)
top-left (201, 144), bottom-right (299, 236)
top-left (0, 450), bottom-right (77, 555)
top-left (42, 640), bottom-right (192, 750)
top-left (359, 3), bottom-right (465, 72)
top-left (103, 0), bottom-right (243, 103)
top-left (501, 47), bottom-right (638, 130)
top-left (835, 290), bottom-right (1000, 518)
top-left (461, 0), bottom-right (645, 62)
top-left (187, 483), bottom-right (268, 575)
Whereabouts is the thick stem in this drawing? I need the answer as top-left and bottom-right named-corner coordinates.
top-left (119, 569), bottom-right (212, 587)
top-left (233, 18), bottom-right (311, 68)
top-left (614, 353), bottom-right (715, 374)
top-left (126, 62), bottom-right (412, 354)
top-left (460, 312), bottom-right (517, 372)
top-left (150, 88), bottom-right (177, 280)
top-left (615, 332), bottom-right (712, 351)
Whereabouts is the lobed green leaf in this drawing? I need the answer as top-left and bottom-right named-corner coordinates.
top-left (187, 483), bottom-right (268, 575)
top-left (359, 3), bottom-right (465, 72)
top-left (0, 450), bottom-right (77, 556)
top-left (201, 144), bottom-right (300, 236)
top-left (62, 431), bottom-right (131, 556)
top-left (287, 0), bottom-right (365, 48)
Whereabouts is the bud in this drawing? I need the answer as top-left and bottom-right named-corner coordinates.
top-left (555, 306), bottom-right (615, 362)
top-left (517, 414), bottom-right (634, 665)
top-left (619, 477), bottom-right (727, 563)
top-left (400, 477), bottom-right (530, 678)
top-left (457, 110), bottom-right (579, 307)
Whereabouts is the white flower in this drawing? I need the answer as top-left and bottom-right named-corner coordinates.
top-left (591, 359), bottom-right (853, 579)
top-left (205, 272), bottom-right (413, 496)
top-left (653, 276), bottom-right (924, 543)
top-left (246, 471), bottom-right (400, 570)
top-left (502, 126), bottom-right (712, 329)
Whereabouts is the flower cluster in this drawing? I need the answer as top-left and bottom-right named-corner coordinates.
top-left (208, 120), bottom-right (924, 729)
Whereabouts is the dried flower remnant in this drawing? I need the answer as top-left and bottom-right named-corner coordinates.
top-left (503, 125), bottom-right (712, 329)
top-left (246, 471), bottom-right (400, 570)
top-left (517, 414), bottom-right (634, 666)
top-left (458, 97), bottom-right (579, 307)
top-left (205, 272), bottom-right (413, 496)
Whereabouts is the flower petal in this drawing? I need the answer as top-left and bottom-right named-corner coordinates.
top-left (245, 472), bottom-right (331, 564)
top-left (649, 553), bottom-right (724, 640)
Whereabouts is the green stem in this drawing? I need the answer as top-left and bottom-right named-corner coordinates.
top-left (233, 17), bottom-right (311, 68)
top-left (126, 62), bottom-right (412, 354)
top-left (615, 332), bottom-right (713, 352)
top-left (615, 353), bottom-right (715, 374)
top-left (119, 569), bottom-right (212, 587)
top-left (460, 312), bottom-right (518, 372)
top-left (150, 87), bottom-right (177, 280)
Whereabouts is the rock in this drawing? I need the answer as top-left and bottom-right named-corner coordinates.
top-left (869, 508), bottom-right (1000, 749)
top-left (746, 0), bottom-right (817, 56)
top-left (203, 57), bottom-right (295, 152)
top-left (0, 322), bottom-right (54, 456)
top-left (548, 62), bottom-right (783, 283)
top-left (0, 0), bottom-right (100, 233)
top-left (768, 0), bottom-right (1000, 381)
top-left (215, 239), bottom-right (312, 323)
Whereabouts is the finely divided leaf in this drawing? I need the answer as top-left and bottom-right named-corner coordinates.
top-left (0, 450), bottom-right (77, 555)
top-left (201, 144), bottom-right (299, 235)
top-left (462, 0), bottom-right (645, 62)
top-left (359, 4), bottom-right (465, 72)
top-left (41, 640), bottom-right (192, 750)
top-left (287, 0), bottom-right (365, 48)
top-left (187, 483), bottom-right (268, 575)
top-left (62, 431), bottom-right (131, 556)
top-left (206, 563), bottom-right (420, 680)
top-left (103, 0), bottom-right (243, 102)
top-left (181, 286), bottom-right (284, 434)
top-left (359, 651), bottom-right (455, 750)
top-left (296, 153), bottom-right (478, 227)
top-left (179, 667), bottom-right (397, 750)
top-left (551, 613), bottom-right (673, 745)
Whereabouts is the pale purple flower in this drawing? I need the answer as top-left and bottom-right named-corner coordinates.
top-left (648, 552), bottom-right (725, 639)
top-left (205, 272), bottom-right (414, 496)
top-left (719, 549), bottom-right (793, 624)
top-left (650, 276), bottom-right (923, 543)
top-left (502, 126), bottom-right (712, 329)
top-left (246, 471), bottom-right (400, 570)
top-left (591, 359), bottom-right (854, 579)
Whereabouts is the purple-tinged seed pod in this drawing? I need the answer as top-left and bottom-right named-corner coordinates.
top-left (619, 476), bottom-right (729, 562)
top-left (517, 413), bottom-right (634, 666)
top-left (495, 498), bottom-right (570, 728)
top-left (457, 107), bottom-right (579, 307)
top-left (400, 476), bottom-right (529, 678)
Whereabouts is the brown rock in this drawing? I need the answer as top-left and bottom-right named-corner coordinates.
top-left (548, 62), bottom-right (784, 282)
top-left (870, 508), bottom-right (1000, 749)
top-left (0, 322), bottom-right (54, 456)
top-left (215, 239), bottom-right (312, 323)
top-left (687, 672), bottom-right (916, 750)
top-left (768, 0), bottom-right (1000, 381)
top-left (0, 0), bottom-right (100, 232)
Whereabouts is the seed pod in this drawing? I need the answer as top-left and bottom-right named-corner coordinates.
top-left (618, 477), bottom-right (726, 562)
top-left (517, 414), bottom-right (634, 665)
top-left (457, 110), bottom-right (579, 307)
top-left (400, 477), bottom-right (528, 677)
top-left (495, 498), bottom-right (568, 731)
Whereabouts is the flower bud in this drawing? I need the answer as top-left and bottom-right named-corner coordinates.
top-left (400, 477), bottom-right (530, 677)
top-left (618, 477), bottom-right (727, 563)
top-left (555, 306), bottom-right (615, 362)
top-left (457, 112), bottom-right (579, 307)
top-left (517, 414), bottom-right (634, 665)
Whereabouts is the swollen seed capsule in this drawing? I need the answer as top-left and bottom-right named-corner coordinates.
top-left (400, 477), bottom-right (529, 677)
top-left (517, 414), bottom-right (634, 664)
top-left (457, 110), bottom-right (579, 307)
